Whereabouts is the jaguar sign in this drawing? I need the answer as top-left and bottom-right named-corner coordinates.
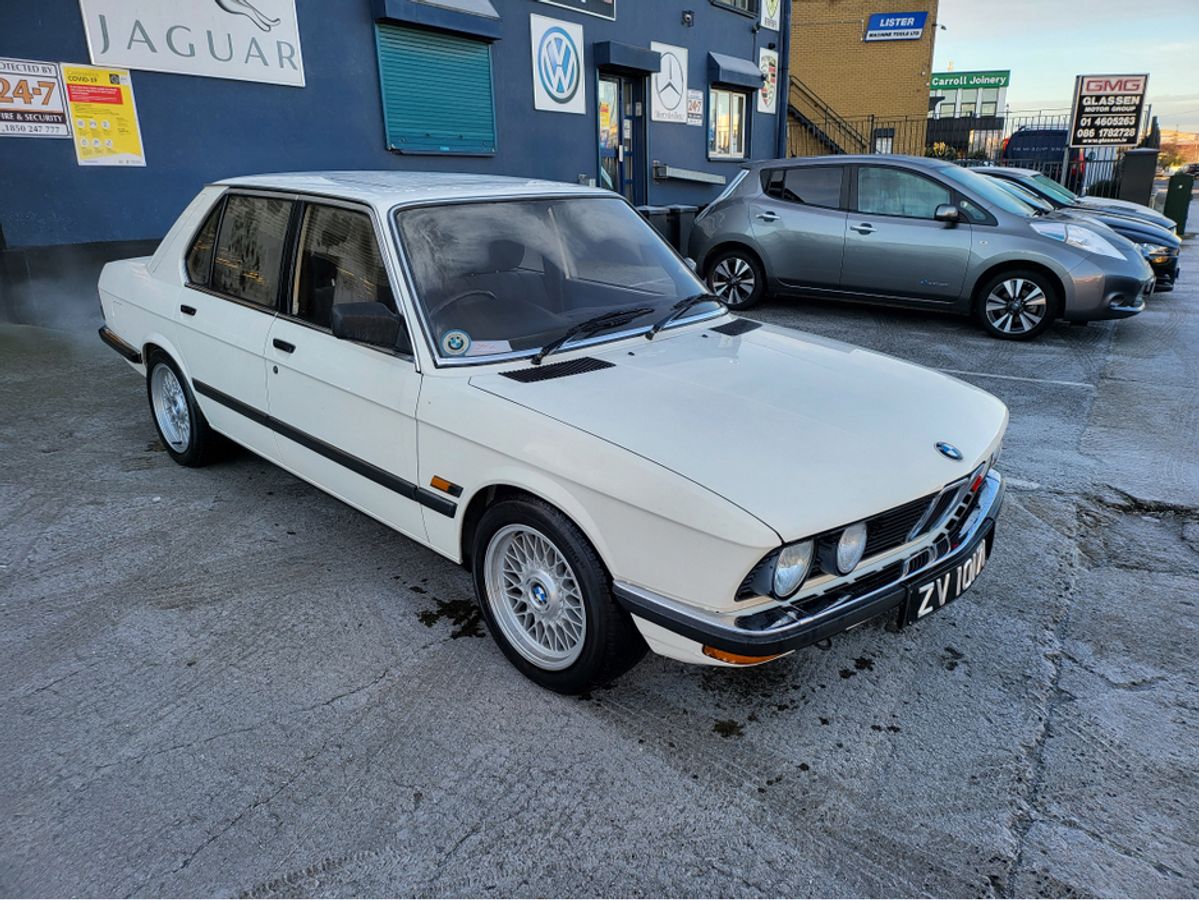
top-left (77, 0), bottom-right (305, 87)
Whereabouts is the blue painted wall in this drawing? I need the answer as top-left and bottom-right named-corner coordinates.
top-left (0, 0), bottom-right (786, 247)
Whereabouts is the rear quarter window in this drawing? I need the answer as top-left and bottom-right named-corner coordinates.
top-left (211, 195), bottom-right (294, 308)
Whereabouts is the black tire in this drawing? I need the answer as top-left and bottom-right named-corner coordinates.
top-left (144, 351), bottom-right (219, 467)
top-left (471, 497), bottom-right (647, 694)
top-left (705, 247), bottom-right (766, 311)
top-left (974, 269), bottom-right (1060, 341)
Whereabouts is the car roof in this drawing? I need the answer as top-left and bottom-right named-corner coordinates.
top-left (743, 154), bottom-right (956, 172)
top-left (214, 171), bottom-right (607, 206)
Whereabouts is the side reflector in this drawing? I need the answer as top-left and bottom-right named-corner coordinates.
top-left (703, 646), bottom-right (786, 666)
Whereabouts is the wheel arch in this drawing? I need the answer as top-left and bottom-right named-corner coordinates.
top-left (701, 240), bottom-right (770, 280)
top-left (458, 481), bottom-right (611, 575)
top-left (141, 335), bottom-right (191, 381)
top-left (970, 260), bottom-right (1067, 319)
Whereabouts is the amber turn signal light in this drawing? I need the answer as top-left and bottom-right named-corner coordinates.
top-left (702, 646), bottom-right (786, 666)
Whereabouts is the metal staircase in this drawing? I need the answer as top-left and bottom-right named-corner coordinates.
top-left (787, 76), bottom-right (870, 155)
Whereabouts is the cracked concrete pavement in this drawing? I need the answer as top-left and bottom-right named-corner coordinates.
top-left (1, 227), bottom-right (1197, 896)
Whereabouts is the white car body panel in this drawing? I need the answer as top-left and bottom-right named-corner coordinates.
top-left (97, 171), bottom-right (1009, 668)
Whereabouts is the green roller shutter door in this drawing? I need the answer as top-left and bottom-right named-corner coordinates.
top-left (375, 23), bottom-right (497, 155)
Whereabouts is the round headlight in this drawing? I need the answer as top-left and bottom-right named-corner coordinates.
top-left (772, 540), bottom-right (813, 598)
top-left (835, 522), bottom-right (868, 575)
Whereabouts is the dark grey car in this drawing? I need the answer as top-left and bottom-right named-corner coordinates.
top-left (689, 155), bottom-right (1155, 340)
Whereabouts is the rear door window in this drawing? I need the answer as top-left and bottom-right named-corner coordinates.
top-left (290, 204), bottom-right (395, 329)
top-left (856, 167), bottom-right (951, 219)
top-left (766, 166), bottom-right (844, 208)
top-left (211, 195), bottom-right (294, 308)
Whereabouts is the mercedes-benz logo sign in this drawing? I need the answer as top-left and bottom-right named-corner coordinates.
top-left (935, 441), bottom-right (964, 461)
top-left (655, 51), bottom-right (684, 110)
top-left (538, 26), bottom-right (580, 104)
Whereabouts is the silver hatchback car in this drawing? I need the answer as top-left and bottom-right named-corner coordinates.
top-left (689, 155), bottom-right (1154, 340)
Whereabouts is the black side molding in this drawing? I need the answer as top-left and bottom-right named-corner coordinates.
top-left (192, 380), bottom-right (457, 519)
top-left (98, 326), bottom-right (142, 364)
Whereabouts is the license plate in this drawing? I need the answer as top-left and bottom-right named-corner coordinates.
top-left (903, 528), bottom-right (991, 626)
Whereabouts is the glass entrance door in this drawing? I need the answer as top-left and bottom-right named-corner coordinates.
top-left (598, 75), bottom-right (644, 204)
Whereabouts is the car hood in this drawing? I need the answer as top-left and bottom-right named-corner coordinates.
top-left (1073, 197), bottom-right (1175, 230)
top-left (1064, 207), bottom-right (1180, 247)
top-left (469, 323), bottom-right (1008, 541)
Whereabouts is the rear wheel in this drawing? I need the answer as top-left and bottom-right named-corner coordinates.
top-left (145, 351), bottom-right (218, 467)
top-left (472, 498), bottom-right (646, 693)
top-left (975, 270), bottom-right (1058, 340)
top-left (706, 248), bottom-right (765, 310)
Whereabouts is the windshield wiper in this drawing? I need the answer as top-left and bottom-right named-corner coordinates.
top-left (530, 305), bottom-right (655, 365)
top-left (646, 292), bottom-right (726, 339)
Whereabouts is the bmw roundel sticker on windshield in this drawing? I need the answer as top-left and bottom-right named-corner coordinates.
top-left (441, 330), bottom-right (471, 356)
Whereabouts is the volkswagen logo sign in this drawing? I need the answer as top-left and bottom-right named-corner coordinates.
top-left (538, 26), bottom-right (580, 104)
top-left (935, 441), bottom-right (964, 461)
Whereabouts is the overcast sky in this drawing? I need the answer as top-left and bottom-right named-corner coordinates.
top-left (931, 0), bottom-right (1199, 133)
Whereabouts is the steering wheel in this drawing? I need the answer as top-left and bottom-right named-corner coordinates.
top-left (426, 288), bottom-right (498, 320)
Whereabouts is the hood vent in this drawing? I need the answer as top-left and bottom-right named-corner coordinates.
top-left (501, 357), bottom-right (615, 382)
top-left (711, 319), bottom-right (762, 336)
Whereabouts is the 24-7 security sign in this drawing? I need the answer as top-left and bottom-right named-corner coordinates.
top-left (1069, 73), bottom-right (1148, 147)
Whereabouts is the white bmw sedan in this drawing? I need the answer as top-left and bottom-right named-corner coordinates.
top-left (97, 172), bottom-right (1007, 693)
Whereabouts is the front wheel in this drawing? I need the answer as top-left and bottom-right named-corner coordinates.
top-left (706, 248), bottom-right (766, 310)
top-left (975, 270), bottom-right (1059, 340)
top-left (472, 498), bottom-right (646, 693)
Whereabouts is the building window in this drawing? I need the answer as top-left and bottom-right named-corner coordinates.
top-left (958, 88), bottom-right (978, 117)
top-left (979, 88), bottom-right (999, 117)
top-left (709, 88), bottom-right (748, 160)
top-left (375, 23), bottom-right (497, 155)
top-left (711, 0), bottom-right (759, 15)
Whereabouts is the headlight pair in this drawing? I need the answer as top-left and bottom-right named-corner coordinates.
top-left (769, 521), bottom-right (869, 600)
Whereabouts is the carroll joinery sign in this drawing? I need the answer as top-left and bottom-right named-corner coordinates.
top-left (1068, 73), bottom-right (1148, 147)
top-left (77, 0), bottom-right (305, 87)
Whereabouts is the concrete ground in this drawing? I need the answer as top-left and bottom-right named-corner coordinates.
top-left (2, 233), bottom-right (1197, 897)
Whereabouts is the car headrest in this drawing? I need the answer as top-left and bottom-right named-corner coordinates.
top-left (486, 239), bottom-right (525, 272)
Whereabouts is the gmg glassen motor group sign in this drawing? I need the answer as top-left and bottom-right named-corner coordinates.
top-left (1068, 73), bottom-right (1148, 147)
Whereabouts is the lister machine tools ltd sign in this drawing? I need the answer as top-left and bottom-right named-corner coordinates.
top-left (1068, 73), bottom-right (1148, 147)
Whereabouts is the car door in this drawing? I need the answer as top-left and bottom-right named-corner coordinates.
top-left (750, 165), bottom-right (848, 289)
top-left (264, 198), bottom-right (427, 543)
top-left (176, 191), bottom-right (293, 456)
top-left (842, 165), bottom-right (972, 301)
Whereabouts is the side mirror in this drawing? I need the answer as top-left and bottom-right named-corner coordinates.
top-left (331, 301), bottom-right (412, 354)
top-left (934, 204), bottom-right (961, 225)
top-left (685, 257), bottom-right (698, 272)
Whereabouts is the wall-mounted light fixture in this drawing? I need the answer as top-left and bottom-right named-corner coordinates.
top-left (681, 9), bottom-right (694, 27)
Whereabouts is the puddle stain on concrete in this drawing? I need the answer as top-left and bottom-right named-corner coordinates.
top-left (416, 595), bottom-right (483, 638)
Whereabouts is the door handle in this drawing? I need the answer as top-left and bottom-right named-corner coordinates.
top-left (180, 304), bottom-right (196, 316)
top-left (756, 211), bottom-right (780, 223)
top-left (850, 223), bottom-right (875, 235)
top-left (272, 338), bottom-right (295, 354)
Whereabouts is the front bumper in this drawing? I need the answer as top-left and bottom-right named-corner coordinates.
top-left (1148, 255), bottom-right (1179, 291)
top-left (614, 472), bottom-right (1005, 658)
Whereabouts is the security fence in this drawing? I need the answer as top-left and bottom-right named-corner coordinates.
top-left (787, 86), bottom-right (1133, 197)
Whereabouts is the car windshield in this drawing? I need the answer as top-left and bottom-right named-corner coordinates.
top-left (1030, 173), bottom-right (1078, 204)
top-left (939, 165), bottom-right (1037, 217)
top-left (395, 196), bottom-right (716, 361)
top-left (991, 178), bottom-right (1053, 213)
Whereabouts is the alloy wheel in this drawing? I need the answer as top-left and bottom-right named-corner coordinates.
top-left (483, 524), bottom-right (587, 670)
top-left (709, 257), bottom-right (757, 306)
top-left (150, 364), bottom-right (191, 452)
top-left (984, 278), bottom-right (1048, 335)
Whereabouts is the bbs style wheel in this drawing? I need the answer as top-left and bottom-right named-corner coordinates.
top-left (145, 351), bottom-right (218, 467)
top-left (471, 497), bottom-right (646, 693)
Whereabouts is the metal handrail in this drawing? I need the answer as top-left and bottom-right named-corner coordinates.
top-left (787, 75), bottom-right (870, 154)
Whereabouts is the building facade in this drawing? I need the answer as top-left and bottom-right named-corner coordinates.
top-left (787, 0), bottom-right (938, 157)
top-left (0, 0), bottom-right (790, 251)
top-left (926, 69), bottom-right (1010, 157)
